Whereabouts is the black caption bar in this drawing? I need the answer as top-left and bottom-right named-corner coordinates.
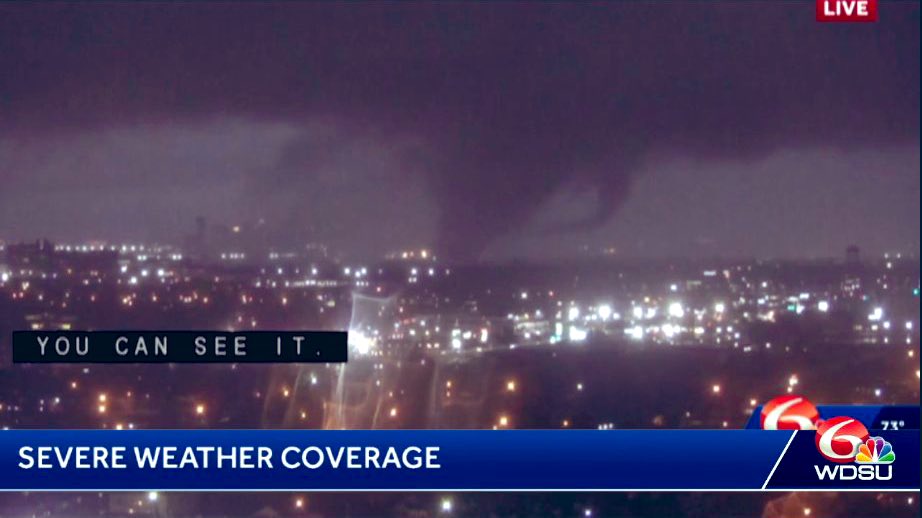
top-left (12, 331), bottom-right (347, 363)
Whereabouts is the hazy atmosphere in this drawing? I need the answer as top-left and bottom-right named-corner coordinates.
top-left (1, 2), bottom-right (918, 260)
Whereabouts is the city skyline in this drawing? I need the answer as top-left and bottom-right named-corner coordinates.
top-left (0, 222), bottom-right (918, 517)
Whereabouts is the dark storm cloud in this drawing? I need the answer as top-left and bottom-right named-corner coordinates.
top-left (0, 2), bottom-right (918, 258)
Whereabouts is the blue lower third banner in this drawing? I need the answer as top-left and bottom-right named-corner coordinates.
top-left (1, 430), bottom-right (918, 491)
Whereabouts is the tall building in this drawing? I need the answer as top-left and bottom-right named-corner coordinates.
top-left (845, 245), bottom-right (861, 266)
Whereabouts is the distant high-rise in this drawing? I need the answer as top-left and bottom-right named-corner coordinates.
top-left (3, 239), bottom-right (117, 275)
top-left (183, 216), bottom-right (209, 259)
top-left (845, 245), bottom-right (861, 266)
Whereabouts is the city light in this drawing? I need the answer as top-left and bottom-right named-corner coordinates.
top-left (597, 304), bottom-right (612, 320)
top-left (567, 307), bottom-right (580, 321)
top-left (349, 330), bottom-right (376, 355)
top-left (568, 326), bottom-right (588, 342)
top-left (667, 302), bottom-right (685, 319)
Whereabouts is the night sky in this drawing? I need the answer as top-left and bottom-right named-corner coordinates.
top-left (0, 2), bottom-right (918, 261)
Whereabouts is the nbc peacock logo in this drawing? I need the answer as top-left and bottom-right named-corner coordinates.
top-left (814, 416), bottom-right (895, 481)
top-left (855, 436), bottom-right (895, 464)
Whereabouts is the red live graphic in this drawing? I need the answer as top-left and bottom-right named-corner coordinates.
top-left (816, 0), bottom-right (878, 22)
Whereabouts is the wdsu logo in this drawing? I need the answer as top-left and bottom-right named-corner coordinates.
top-left (813, 416), bottom-right (895, 481)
